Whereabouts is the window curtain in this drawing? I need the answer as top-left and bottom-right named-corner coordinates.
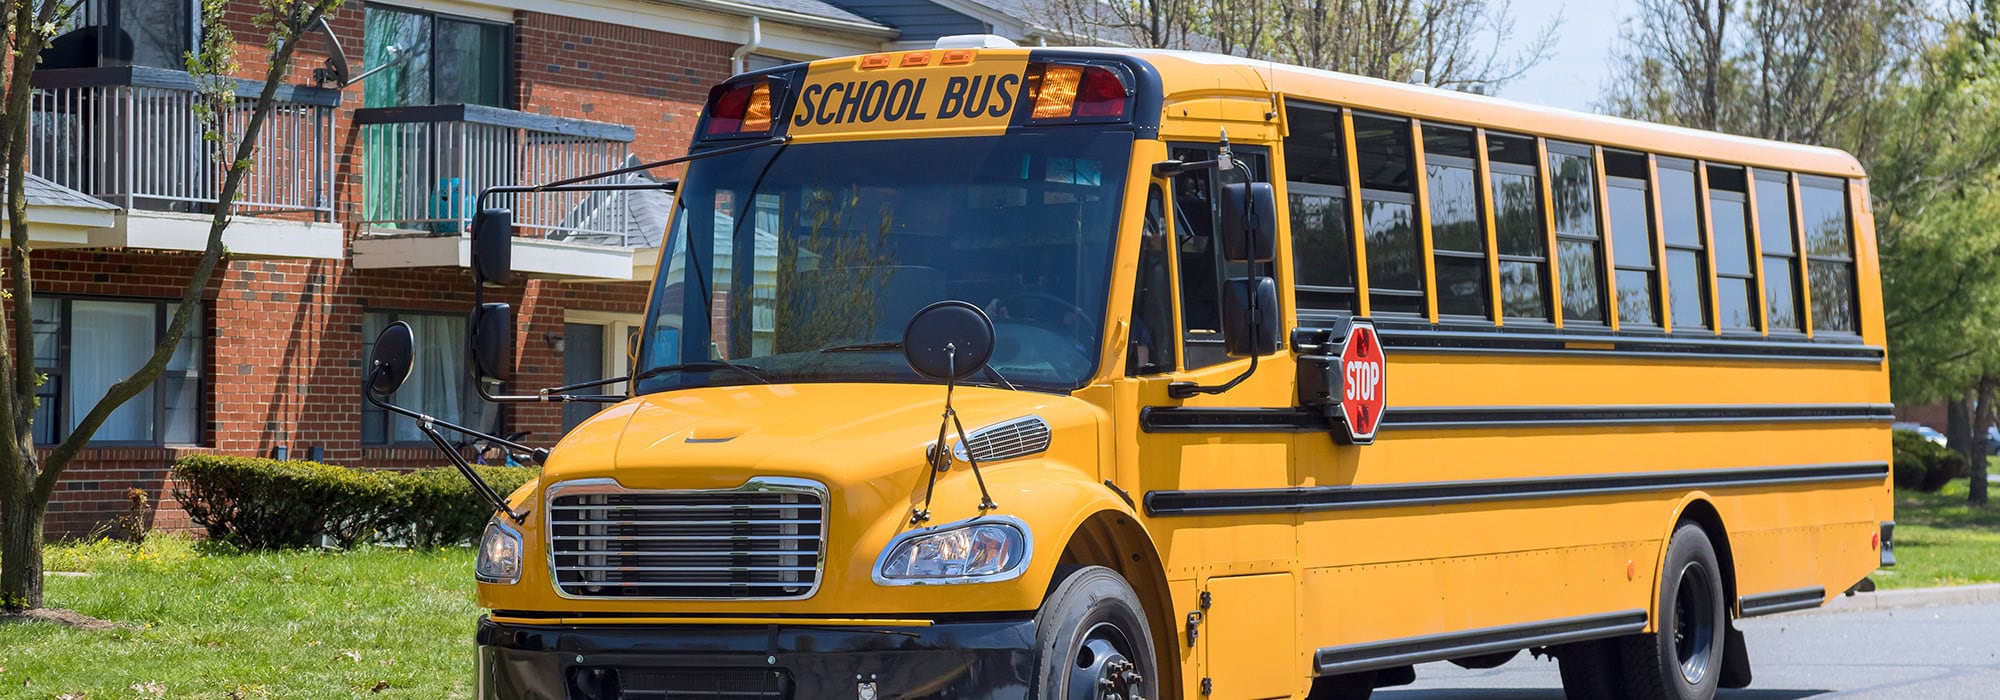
top-left (69, 300), bottom-right (156, 442)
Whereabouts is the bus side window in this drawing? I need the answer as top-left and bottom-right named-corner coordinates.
top-left (1425, 124), bottom-right (1488, 320)
top-left (1283, 102), bottom-right (1359, 322)
top-left (1657, 157), bottom-right (1711, 331)
top-left (1799, 175), bottom-right (1858, 334)
top-left (1488, 133), bottom-right (1550, 322)
top-left (1353, 114), bottom-right (1424, 316)
top-left (1128, 186), bottom-right (1176, 375)
top-left (1604, 150), bottom-right (1660, 327)
top-left (1171, 144), bottom-right (1269, 370)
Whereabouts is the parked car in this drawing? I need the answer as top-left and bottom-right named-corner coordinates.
top-left (1893, 422), bottom-right (1949, 447)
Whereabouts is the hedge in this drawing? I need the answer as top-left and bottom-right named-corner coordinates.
top-left (1892, 430), bottom-right (1967, 493)
top-left (173, 455), bottom-right (536, 550)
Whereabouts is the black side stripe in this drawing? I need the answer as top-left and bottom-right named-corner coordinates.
top-left (1738, 587), bottom-right (1826, 617)
top-left (1139, 403), bottom-right (1895, 434)
top-left (1314, 609), bottom-right (1648, 677)
top-left (1374, 326), bottom-right (1885, 364)
top-left (1144, 462), bottom-right (1888, 517)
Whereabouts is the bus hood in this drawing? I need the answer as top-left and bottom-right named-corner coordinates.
top-left (541, 383), bottom-right (1102, 493)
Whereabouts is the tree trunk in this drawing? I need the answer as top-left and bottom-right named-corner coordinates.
top-left (1974, 379), bottom-right (1994, 506)
top-left (1948, 393), bottom-right (1976, 467)
top-left (0, 494), bottom-right (44, 610)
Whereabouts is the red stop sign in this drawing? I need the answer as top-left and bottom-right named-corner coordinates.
top-left (1337, 320), bottom-right (1386, 444)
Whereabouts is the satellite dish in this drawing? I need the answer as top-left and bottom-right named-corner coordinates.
top-left (367, 322), bottom-right (416, 398)
top-left (902, 301), bottom-right (995, 382)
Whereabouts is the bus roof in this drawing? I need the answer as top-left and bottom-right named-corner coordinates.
top-left (1075, 48), bottom-right (1867, 179)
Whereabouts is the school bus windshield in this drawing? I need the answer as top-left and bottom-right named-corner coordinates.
top-left (636, 130), bottom-right (1133, 394)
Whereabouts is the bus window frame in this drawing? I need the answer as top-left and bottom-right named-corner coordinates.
top-left (1705, 163), bottom-right (1763, 336)
top-left (1545, 139), bottom-right (1609, 328)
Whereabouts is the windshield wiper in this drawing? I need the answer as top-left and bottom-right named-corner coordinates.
top-left (817, 341), bottom-right (902, 353)
top-left (631, 360), bottom-right (768, 385)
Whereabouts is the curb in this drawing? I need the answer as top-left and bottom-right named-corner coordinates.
top-left (1800, 582), bottom-right (2000, 614)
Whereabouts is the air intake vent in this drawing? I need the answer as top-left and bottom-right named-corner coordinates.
top-left (952, 415), bottom-right (1052, 463)
top-left (546, 478), bottom-right (826, 600)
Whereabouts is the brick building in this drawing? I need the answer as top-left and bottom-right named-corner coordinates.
top-left (20, 0), bottom-right (907, 537)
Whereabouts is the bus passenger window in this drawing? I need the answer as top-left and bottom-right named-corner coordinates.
top-left (1488, 134), bottom-right (1548, 321)
top-left (1284, 102), bottom-right (1358, 319)
top-left (1800, 175), bottom-right (1858, 333)
top-left (1172, 145), bottom-right (1270, 370)
top-left (1755, 171), bottom-right (1803, 332)
top-left (1549, 142), bottom-right (1605, 325)
top-left (1425, 125), bottom-right (1488, 319)
top-left (1706, 165), bottom-right (1759, 332)
top-left (1354, 114), bottom-right (1424, 316)
top-left (1604, 150), bottom-right (1659, 327)
top-left (1657, 158), bottom-right (1711, 331)
top-left (1129, 186), bottom-right (1175, 375)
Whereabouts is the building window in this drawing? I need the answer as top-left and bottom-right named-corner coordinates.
top-left (31, 296), bottom-right (201, 446)
top-left (1604, 150), bottom-right (1659, 328)
top-left (52, 0), bottom-right (198, 70)
top-left (1488, 133), bottom-right (1547, 321)
top-left (1548, 141), bottom-right (1605, 325)
top-left (1352, 114), bottom-right (1424, 316)
top-left (362, 5), bottom-right (509, 109)
top-left (362, 311), bottom-right (481, 444)
top-left (562, 314), bottom-right (641, 432)
top-left (1283, 102), bottom-right (1358, 318)
top-left (1800, 175), bottom-right (1859, 334)
top-left (1755, 170), bottom-right (1803, 332)
top-left (1706, 165), bottom-right (1759, 332)
top-left (1424, 124), bottom-right (1488, 319)
top-left (1657, 157), bottom-right (1710, 331)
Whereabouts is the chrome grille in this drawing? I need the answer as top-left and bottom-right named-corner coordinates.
top-left (952, 415), bottom-right (1053, 463)
top-left (547, 478), bottom-right (826, 600)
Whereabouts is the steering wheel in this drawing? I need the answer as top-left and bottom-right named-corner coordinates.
top-left (991, 291), bottom-right (1089, 329)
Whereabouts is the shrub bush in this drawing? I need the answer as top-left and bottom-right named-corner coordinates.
top-left (1892, 430), bottom-right (1968, 493)
top-left (398, 465), bottom-right (539, 548)
top-left (174, 456), bottom-right (537, 550)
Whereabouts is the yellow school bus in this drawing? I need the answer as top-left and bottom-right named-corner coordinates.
top-left (453, 37), bottom-right (1891, 700)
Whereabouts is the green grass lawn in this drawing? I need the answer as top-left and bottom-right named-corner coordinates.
top-left (1876, 479), bottom-right (2000, 589)
top-left (0, 536), bottom-right (476, 698)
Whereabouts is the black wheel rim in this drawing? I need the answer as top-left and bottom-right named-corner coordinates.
top-left (1672, 561), bottom-right (1717, 685)
top-left (1066, 620), bottom-right (1145, 700)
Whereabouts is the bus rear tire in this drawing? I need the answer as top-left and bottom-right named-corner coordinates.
top-left (1617, 522), bottom-right (1727, 700)
top-left (1033, 565), bottom-right (1157, 700)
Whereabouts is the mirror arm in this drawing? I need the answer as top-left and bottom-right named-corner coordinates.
top-left (363, 376), bottom-right (535, 523)
top-left (1168, 351), bottom-right (1259, 399)
top-left (473, 380), bottom-right (626, 404)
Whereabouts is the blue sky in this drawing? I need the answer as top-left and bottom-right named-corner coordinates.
top-left (1494, 0), bottom-right (1626, 112)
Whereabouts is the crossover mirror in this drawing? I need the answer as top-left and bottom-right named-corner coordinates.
top-left (367, 321), bottom-right (416, 398)
top-left (469, 302), bottom-right (516, 382)
top-left (1220, 181), bottom-right (1277, 263)
top-left (903, 300), bottom-right (996, 382)
top-left (470, 208), bottom-right (514, 287)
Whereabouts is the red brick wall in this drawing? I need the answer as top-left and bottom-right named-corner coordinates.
top-left (22, 0), bottom-right (728, 538)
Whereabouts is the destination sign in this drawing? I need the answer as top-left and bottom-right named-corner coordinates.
top-left (789, 57), bottom-right (1030, 136)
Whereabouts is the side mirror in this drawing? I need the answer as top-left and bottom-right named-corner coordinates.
top-left (1221, 276), bottom-right (1279, 357)
top-left (469, 303), bottom-right (515, 382)
top-left (902, 300), bottom-right (995, 382)
top-left (1220, 181), bottom-right (1277, 263)
top-left (367, 321), bottom-right (416, 398)
top-left (470, 208), bottom-right (513, 287)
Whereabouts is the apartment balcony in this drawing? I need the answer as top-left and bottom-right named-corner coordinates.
top-left (27, 65), bottom-right (343, 258)
top-left (351, 105), bottom-right (664, 282)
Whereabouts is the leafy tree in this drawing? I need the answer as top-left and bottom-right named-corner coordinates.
top-left (0, 0), bottom-right (347, 611)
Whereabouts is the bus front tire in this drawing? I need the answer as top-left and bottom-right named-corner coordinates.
top-left (1033, 565), bottom-right (1158, 700)
top-left (1618, 522), bottom-right (1727, 700)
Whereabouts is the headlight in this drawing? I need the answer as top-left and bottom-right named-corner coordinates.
top-left (476, 519), bottom-right (522, 584)
top-left (873, 516), bottom-right (1030, 585)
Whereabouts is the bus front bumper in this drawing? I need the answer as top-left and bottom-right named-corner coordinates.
top-left (476, 615), bottom-right (1038, 699)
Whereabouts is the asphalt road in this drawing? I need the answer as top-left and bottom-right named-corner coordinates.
top-left (1377, 600), bottom-right (2000, 699)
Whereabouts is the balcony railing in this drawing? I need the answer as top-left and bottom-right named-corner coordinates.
top-left (356, 105), bottom-right (657, 247)
top-left (28, 65), bottom-right (340, 221)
